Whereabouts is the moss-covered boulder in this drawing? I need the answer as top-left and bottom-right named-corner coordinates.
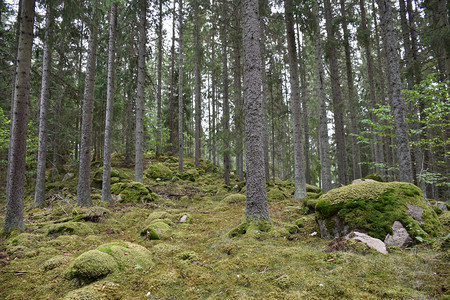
top-left (110, 182), bottom-right (157, 202)
top-left (315, 181), bottom-right (442, 245)
top-left (91, 167), bottom-right (121, 188)
top-left (223, 193), bottom-right (246, 204)
top-left (267, 187), bottom-right (287, 202)
top-left (63, 285), bottom-right (103, 300)
top-left (144, 163), bottom-right (173, 180)
top-left (306, 184), bottom-right (321, 193)
top-left (47, 221), bottom-right (94, 236)
top-left (66, 250), bottom-right (118, 284)
top-left (178, 168), bottom-right (200, 181)
top-left (43, 255), bottom-right (71, 271)
top-left (96, 242), bottom-right (154, 271)
top-left (140, 221), bottom-right (172, 240)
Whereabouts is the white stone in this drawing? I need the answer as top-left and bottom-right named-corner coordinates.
top-left (344, 231), bottom-right (388, 254)
top-left (384, 221), bottom-right (413, 248)
top-left (180, 215), bottom-right (188, 223)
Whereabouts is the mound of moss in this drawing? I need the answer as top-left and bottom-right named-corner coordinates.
top-left (362, 173), bottom-right (385, 182)
top-left (178, 169), bottom-right (200, 181)
top-left (306, 184), bottom-right (321, 193)
top-left (141, 221), bottom-right (172, 240)
top-left (96, 242), bottom-right (154, 271)
top-left (223, 193), bottom-right (246, 204)
top-left (92, 167), bottom-right (121, 186)
top-left (43, 255), bottom-right (71, 271)
top-left (66, 250), bottom-right (118, 284)
top-left (47, 221), bottom-right (94, 236)
top-left (110, 182), bottom-right (157, 202)
top-left (315, 181), bottom-right (442, 242)
top-left (144, 163), bottom-right (173, 180)
top-left (63, 285), bottom-right (103, 300)
top-left (267, 187), bottom-right (287, 202)
top-left (228, 219), bottom-right (272, 238)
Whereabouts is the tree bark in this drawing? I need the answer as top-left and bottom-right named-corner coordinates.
top-left (34, 3), bottom-right (52, 207)
top-left (222, 0), bottom-right (230, 185)
top-left (4, 0), bottom-right (34, 231)
top-left (259, 17), bottom-right (270, 182)
top-left (135, 0), bottom-right (146, 183)
top-left (243, 0), bottom-right (270, 221)
top-left (77, 21), bottom-right (98, 207)
top-left (323, 0), bottom-right (348, 185)
top-left (169, 0), bottom-right (176, 155)
top-left (178, 0), bottom-right (184, 173)
top-left (156, 0), bottom-right (163, 157)
top-left (194, 0), bottom-right (202, 167)
top-left (378, 0), bottom-right (413, 183)
top-left (101, 3), bottom-right (117, 203)
top-left (285, 0), bottom-right (306, 200)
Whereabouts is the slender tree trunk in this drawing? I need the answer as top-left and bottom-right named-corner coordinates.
top-left (259, 18), bottom-right (270, 182)
top-left (51, 51), bottom-right (64, 180)
top-left (378, 0), bottom-right (413, 183)
top-left (313, 3), bottom-right (332, 192)
top-left (101, 3), bottom-right (117, 203)
top-left (135, 1), bottom-right (146, 183)
top-left (34, 3), bottom-right (52, 207)
top-left (156, 0), bottom-right (163, 157)
top-left (285, 0), bottom-right (306, 199)
top-left (169, 0), bottom-right (176, 155)
top-left (77, 21), bottom-right (98, 207)
top-left (243, 0), bottom-right (270, 221)
top-left (233, 0), bottom-right (244, 181)
top-left (4, 0), bottom-right (34, 231)
top-left (324, 0), bottom-right (348, 185)
top-left (178, 0), bottom-right (184, 173)
top-left (194, 0), bottom-right (202, 167)
top-left (222, 0), bottom-right (230, 185)
top-left (211, 23), bottom-right (217, 167)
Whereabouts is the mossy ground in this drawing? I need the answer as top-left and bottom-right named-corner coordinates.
top-left (0, 155), bottom-right (448, 299)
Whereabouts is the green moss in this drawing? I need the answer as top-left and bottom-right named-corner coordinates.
top-left (362, 173), bottom-right (385, 182)
top-left (141, 222), bottom-right (172, 240)
top-left (97, 242), bottom-right (154, 271)
top-left (223, 193), bottom-right (246, 204)
top-left (178, 169), bottom-right (200, 181)
top-left (47, 222), bottom-right (94, 236)
top-left (91, 167), bottom-right (121, 188)
top-left (432, 205), bottom-right (443, 215)
top-left (110, 182), bottom-right (157, 202)
top-left (267, 187), bottom-right (287, 202)
top-left (295, 218), bottom-right (304, 228)
top-left (228, 219), bottom-right (272, 238)
top-left (306, 184), bottom-right (321, 193)
top-left (66, 250), bottom-right (118, 284)
top-left (438, 211), bottom-right (450, 232)
top-left (177, 250), bottom-right (199, 261)
top-left (285, 224), bottom-right (298, 234)
top-left (43, 255), bottom-right (70, 271)
top-left (63, 285), bottom-right (103, 300)
top-left (144, 163), bottom-right (173, 180)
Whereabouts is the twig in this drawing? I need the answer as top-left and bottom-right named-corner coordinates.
top-left (0, 270), bottom-right (31, 273)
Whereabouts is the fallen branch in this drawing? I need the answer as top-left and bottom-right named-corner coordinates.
top-left (1, 270), bottom-right (31, 273)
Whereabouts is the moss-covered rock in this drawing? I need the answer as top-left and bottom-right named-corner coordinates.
top-left (144, 163), bottom-right (173, 180)
top-left (178, 168), bottom-right (200, 181)
top-left (141, 221), bottom-right (172, 240)
top-left (439, 211), bottom-right (450, 232)
top-left (223, 193), bottom-right (246, 204)
top-left (110, 182), bottom-right (157, 202)
top-left (63, 285), bottom-right (103, 300)
top-left (306, 184), bottom-right (321, 193)
top-left (315, 181), bottom-right (442, 243)
top-left (228, 219), bottom-right (272, 238)
top-left (43, 255), bottom-right (70, 271)
top-left (47, 221), bottom-right (94, 236)
top-left (91, 167), bottom-right (121, 188)
top-left (96, 242), bottom-right (154, 271)
top-left (267, 187), bottom-right (287, 202)
top-left (362, 173), bottom-right (385, 182)
top-left (66, 250), bottom-right (118, 284)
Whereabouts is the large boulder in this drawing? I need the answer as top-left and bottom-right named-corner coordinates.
top-left (144, 163), bottom-right (173, 180)
top-left (315, 181), bottom-right (442, 247)
top-left (110, 182), bottom-right (157, 203)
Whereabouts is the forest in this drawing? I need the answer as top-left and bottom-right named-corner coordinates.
top-left (0, 0), bottom-right (449, 298)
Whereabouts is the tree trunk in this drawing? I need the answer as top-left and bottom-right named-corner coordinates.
top-left (77, 22), bottom-right (98, 207)
top-left (222, 0), bottom-right (230, 185)
top-left (259, 18), bottom-right (270, 183)
top-left (285, 0), bottom-right (306, 200)
top-left (101, 3), bottom-right (117, 203)
top-left (156, 0), bottom-right (163, 157)
top-left (135, 0), bottom-right (146, 183)
top-left (51, 51), bottom-right (64, 181)
top-left (212, 24), bottom-right (217, 167)
top-left (178, 0), bottom-right (184, 173)
top-left (194, 0), bottom-right (202, 167)
top-left (243, 0), bottom-right (270, 221)
top-left (4, 0), bottom-right (34, 231)
top-left (323, 0), bottom-right (348, 185)
top-left (169, 0), bottom-right (176, 155)
top-left (34, 3), bottom-right (52, 207)
top-left (378, 0), bottom-right (413, 183)
top-left (313, 2), bottom-right (332, 192)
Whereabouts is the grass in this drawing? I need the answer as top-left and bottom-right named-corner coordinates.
top-left (0, 155), bottom-right (448, 299)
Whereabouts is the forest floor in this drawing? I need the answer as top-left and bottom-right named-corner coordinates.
top-left (0, 154), bottom-right (448, 299)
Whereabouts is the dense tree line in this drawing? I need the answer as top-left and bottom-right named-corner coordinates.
top-left (0, 0), bottom-right (448, 231)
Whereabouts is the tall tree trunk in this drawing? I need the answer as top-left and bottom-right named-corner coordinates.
top-left (324, 0), bottom-right (348, 185)
top-left (156, 0), bottom-right (163, 157)
top-left (125, 82), bottom-right (134, 164)
top-left (194, 0), bottom-right (202, 167)
top-left (4, 0), bottom-right (34, 231)
top-left (135, 1), bottom-right (146, 183)
top-left (77, 21), bottom-right (98, 207)
top-left (178, 0), bottom-right (184, 173)
top-left (101, 3), bottom-right (117, 203)
top-left (222, 0), bottom-right (230, 185)
top-left (285, 0), bottom-right (306, 200)
top-left (169, 0), bottom-right (176, 155)
top-left (51, 50), bottom-right (64, 180)
top-left (243, 0), bottom-right (270, 221)
top-left (211, 21), bottom-right (217, 166)
top-left (233, 0), bottom-right (244, 181)
top-left (259, 18), bottom-right (270, 182)
top-left (34, 3), bottom-right (52, 207)
top-left (378, 0), bottom-right (413, 183)
top-left (313, 2), bottom-right (332, 192)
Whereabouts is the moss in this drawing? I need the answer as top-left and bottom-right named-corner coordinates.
top-left (144, 163), bottom-right (173, 180)
top-left (228, 219), bottom-right (272, 238)
top-left (63, 286), bottom-right (102, 300)
top-left (141, 221), bottom-right (172, 240)
top-left (267, 187), bottom-right (287, 202)
top-left (178, 168), bottom-right (200, 181)
top-left (7, 233), bottom-right (41, 249)
top-left (223, 193), bottom-right (246, 204)
top-left (295, 218), bottom-right (304, 228)
top-left (47, 221), bottom-right (94, 236)
top-left (432, 205), bottom-right (443, 215)
top-left (285, 224), bottom-right (298, 234)
top-left (110, 182), bottom-right (157, 202)
top-left (362, 173), bottom-right (385, 182)
top-left (438, 211), bottom-right (450, 232)
top-left (306, 184), bottom-right (321, 193)
top-left (177, 250), bottom-right (199, 261)
top-left (97, 242), bottom-right (154, 271)
top-left (91, 167), bottom-right (121, 188)
top-left (66, 250), bottom-right (118, 284)
top-left (274, 274), bottom-right (292, 289)
top-left (43, 255), bottom-right (70, 271)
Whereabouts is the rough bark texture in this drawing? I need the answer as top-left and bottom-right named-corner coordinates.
top-left (259, 18), bottom-right (270, 182)
top-left (51, 51), bottom-right (64, 180)
top-left (168, 0), bottom-right (176, 155)
top-left (194, 0), bottom-right (202, 167)
top-left (378, 0), bottom-right (413, 183)
top-left (156, 0), bottom-right (163, 157)
top-left (285, 0), bottom-right (306, 200)
top-left (313, 2), bottom-right (332, 192)
top-left (101, 3), bottom-right (117, 203)
top-left (4, 0), bottom-right (34, 231)
top-left (323, 0), bottom-right (348, 185)
top-left (211, 20), bottom-right (217, 166)
top-left (34, 3), bottom-right (52, 207)
top-left (77, 24), bottom-right (98, 207)
top-left (178, 0), bottom-right (184, 173)
top-left (222, 0), bottom-right (230, 185)
top-left (243, 0), bottom-right (270, 221)
top-left (135, 1), bottom-right (146, 183)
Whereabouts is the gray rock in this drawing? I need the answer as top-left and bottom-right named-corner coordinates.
top-left (317, 215), bottom-right (350, 238)
top-left (406, 205), bottom-right (424, 224)
top-left (384, 221), bottom-right (413, 248)
top-left (436, 202), bottom-right (448, 211)
top-left (179, 215), bottom-right (188, 223)
top-left (344, 231), bottom-right (388, 254)
top-left (351, 179), bottom-right (376, 184)
top-left (62, 173), bottom-right (74, 182)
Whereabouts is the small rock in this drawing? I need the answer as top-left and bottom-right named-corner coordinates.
top-left (436, 202), bottom-right (448, 211)
top-left (112, 194), bottom-right (122, 202)
top-left (351, 178), bottom-right (376, 184)
top-left (344, 231), bottom-right (388, 254)
top-left (180, 215), bottom-right (188, 223)
top-left (62, 173), bottom-right (74, 182)
top-left (233, 184), bottom-right (240, 192)
top-left (406, 205), bottom-right (424, 224)
top-left (384, 221), bottom-right (413, 248)
top-left (310, 232), bottom-right (317, 236)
